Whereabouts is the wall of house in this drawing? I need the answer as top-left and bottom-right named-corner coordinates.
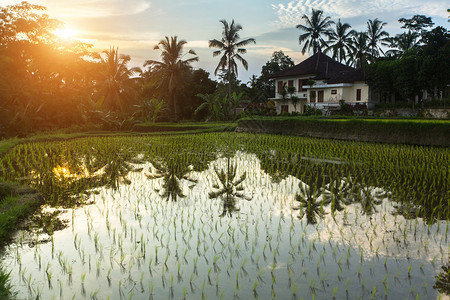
top-left (348, 82), bottom-right (369, 103)
top-left (307, 82), bottom-right (370, 105)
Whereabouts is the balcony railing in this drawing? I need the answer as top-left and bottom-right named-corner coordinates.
top-left (274, 92), bottom-right (308, 99)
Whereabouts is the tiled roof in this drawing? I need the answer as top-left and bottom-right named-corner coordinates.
top-left (327, 68), bottom-right (365, 83)
top-left (269, 52), bottom-right (359, 83)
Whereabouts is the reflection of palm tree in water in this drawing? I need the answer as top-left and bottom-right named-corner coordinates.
top-left (148, 157), bottom-right (196, 201)
top-left (209, 157), bottom-right (250, 217)
top-left (357, 186), bottom-right (385, 215)
top-left (295, 183), bottom-right (327, 225)
top-left (103, 156), bottom-right (135, 190)
top-left (323, 177), bottom-right (355, 214)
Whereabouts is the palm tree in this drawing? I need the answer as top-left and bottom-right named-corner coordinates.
top-left (325, 19), bottom-right (356, 63)
top-left (348, 31), bottom-right (370, 68)
top-left (366, 18), bottom-right (390, 63)
top-left (385, 31), bottom-right (420, 57)
top-left (144, 36), bottom-right (198, 120)
top-left (296, 9), bottom-right (334, 54)
top-left (97, 47), bottom-right (140, 113)
top-left (209, 19), bottom-right (255, 101)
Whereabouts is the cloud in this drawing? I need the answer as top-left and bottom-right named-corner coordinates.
top-left (271, 0), bottom-right (449, 28)
top-left (185, 40), bottom-right (210, 49)
top-left (42, 0), bottom-right (152, 19)
top-left (248, 44), bottom-right (309, 64)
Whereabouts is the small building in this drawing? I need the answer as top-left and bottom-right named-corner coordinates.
top-left (269, 52), bottom-right (374, 114)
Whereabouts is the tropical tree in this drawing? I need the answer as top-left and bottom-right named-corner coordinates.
top-left (0, 1), bottom-right (96, 134)
top-left (348, 31), bottom-right (370, 68)
top-left (95, 47), bottom-right (140, 113)
top-left (144, 36), bottom-right (198, 120)
top-left (296, 9), bottom-right (334, 54)
top-left (398, 15), bottom-right (434, 35)
top-left (194, 92), bottom-right (224, 121)
top-left (386, 31), bottom-right (420, 57)
top-left (254, 50), bottom-right (294, 99)
top-left (325, 19), bottom-right (356, 63)
top-left (134, 98), bottom-right (168, 123)
top-left (287, 86), bottom-right (299, 111)
top-left (366, 18), bottom-right (390, 63)
top-left (209, 19), bottom-right (255, 101)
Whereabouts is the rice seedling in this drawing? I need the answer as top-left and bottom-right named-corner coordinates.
top-left (0, 133), bottom-right (447, 299)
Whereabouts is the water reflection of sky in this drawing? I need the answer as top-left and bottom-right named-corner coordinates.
top-left (1, 152), bottom-right (448, 299)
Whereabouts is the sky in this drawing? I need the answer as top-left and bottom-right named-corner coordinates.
top-left (4, 0), bottom-right (450, 82)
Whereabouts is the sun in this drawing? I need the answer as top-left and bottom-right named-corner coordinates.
top-left (53, 27), bottom-right (77, 40)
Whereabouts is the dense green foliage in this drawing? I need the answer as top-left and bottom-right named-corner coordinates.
top-left (365, 27), bottom-right (450, 102)
top-left (250, 51), bottom-right (294, 100)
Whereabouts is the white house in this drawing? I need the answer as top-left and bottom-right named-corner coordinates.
top-left (269, 52), bottom-right (375, 114)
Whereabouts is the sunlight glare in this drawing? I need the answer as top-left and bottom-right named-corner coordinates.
top-left (54, 27), bottom-right (77, 40)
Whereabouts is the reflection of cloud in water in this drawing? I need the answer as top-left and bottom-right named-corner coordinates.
top-left (308, 199), bottom-right (448, 262)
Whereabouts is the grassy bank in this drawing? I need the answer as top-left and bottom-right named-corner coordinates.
top-left (237, 117), bottom-right (450, 146)
top-left (0, 183), bottom-right (42, 298)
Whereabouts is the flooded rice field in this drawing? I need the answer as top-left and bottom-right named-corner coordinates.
top-left (0, 133), bottom-right (448, 299)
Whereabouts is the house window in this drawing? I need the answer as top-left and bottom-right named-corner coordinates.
top-left (356, 89), bottom-right (362, 101)
top-left (318, 90), bottom-right (324, 102)
top-left (298, 79), bottom-right (304, 92)
top-left (277, 81), bottom-right (283, 94)
top-left (331, 90), bottom-right (337, 95)
top-left (281, 105), bottom-right (289, 113)
top-left (288, 80), bottom-right (294, 88)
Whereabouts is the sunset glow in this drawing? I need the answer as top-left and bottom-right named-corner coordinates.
top-left (53, 27), bottom-right (77, 40)
top-left (5, 0), bottom-right (446, 79)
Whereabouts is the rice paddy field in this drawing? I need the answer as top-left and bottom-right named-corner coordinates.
top-left (0, 132), bottom-right (448, 299)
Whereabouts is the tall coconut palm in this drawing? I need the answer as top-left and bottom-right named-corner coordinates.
top-left (296, 9), bottom-right (334, 54)
top-left (325, 19), bottom-right (356, 63)
top-left (209, 19), bottom-right (255, 101)
top-left (97, 47), bottom-right (140, 113)
top-left (348, 31), bottom-right (370, 68)
top-left (144, 36), bottom-right (198, 120)
top-left (366, 18), bottom-right (390, 63)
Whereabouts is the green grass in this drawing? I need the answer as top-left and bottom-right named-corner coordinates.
top-left (0, 183), bottom-right (41, 299)
top-left (0, 184), bottom-right (41, 244)
top-left (0, 267), bottom-right (14, 300)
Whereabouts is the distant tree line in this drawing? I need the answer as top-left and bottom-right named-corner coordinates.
top-left (0, 2), bottom-right (449, 137)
